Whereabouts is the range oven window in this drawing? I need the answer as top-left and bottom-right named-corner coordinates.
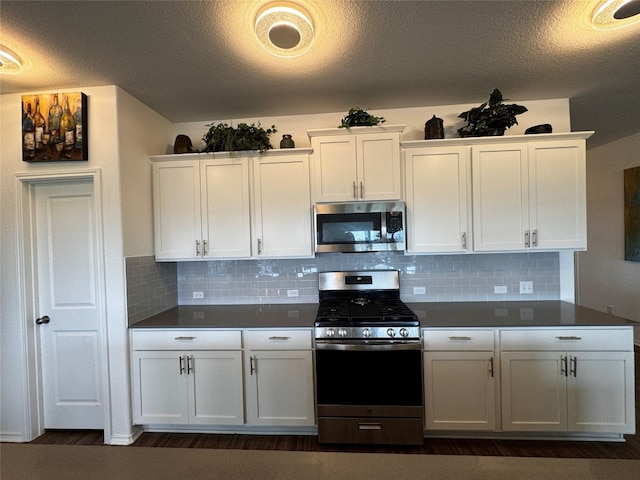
top-left (317, 213), bottom-right (381, 244)
top-left (315, 348), bottom-right (423, 407)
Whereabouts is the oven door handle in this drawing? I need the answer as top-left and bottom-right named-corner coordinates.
top-left (315, 340), bottom-right (422, 351)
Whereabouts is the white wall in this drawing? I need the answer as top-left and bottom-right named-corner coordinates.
top-left (0, 86), bottom-right (170, 443)
top-left (171, 98), bottom-right (572, 153)
top-left (577, 132), bottom-right (640, 327)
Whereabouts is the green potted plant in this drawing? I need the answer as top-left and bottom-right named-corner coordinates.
top-left (202, 122), bottom-right (277, 153)
top-left (457, 89), bottom-right (527, 137)
top-left (339, 107), bottom-right (386, 128)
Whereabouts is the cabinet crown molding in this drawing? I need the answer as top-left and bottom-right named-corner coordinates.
top-left (401, 131), bottom-right (594, 149)
top-left (307, 124), bottom-right (406, 138)
top-left (150, 148), bottom-right (313, 162)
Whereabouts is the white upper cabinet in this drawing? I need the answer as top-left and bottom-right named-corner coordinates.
top-left (471, 133), bottom-right (590, 252)
top-left (252, 154), bottom-right (313, 258)
top-left (152, 160), bottom-right (203, 260)
top-left (404, 145), bottom-right (472, 253)
top-left (151, 150), bottom-right (313, 261)
top-left (309, 125), bottom-right (405, 202)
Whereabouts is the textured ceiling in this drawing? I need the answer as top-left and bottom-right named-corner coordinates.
top-left (2, 0), bottom-right (639, 147)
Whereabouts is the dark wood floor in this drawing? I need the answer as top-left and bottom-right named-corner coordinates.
top-left (28, 346), bottom-right (640, 459)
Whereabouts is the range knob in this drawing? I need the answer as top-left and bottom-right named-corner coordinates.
top-left (399, 328), bottom-right (409, 338)
top-left (326, 328), bottom-right (336, 338)
top-left (338, 328), bottom-right (348, 337)
top-left (387, 328), bottom-right (396, 338)
top-left (362, 327), bottom-right (372, 338)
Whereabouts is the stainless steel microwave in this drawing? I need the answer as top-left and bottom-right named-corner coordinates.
top-left (314, 202), bottom-right (406, 253)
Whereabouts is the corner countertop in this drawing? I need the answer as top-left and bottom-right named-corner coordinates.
top-left (129, 301), bottom-right (635, 330)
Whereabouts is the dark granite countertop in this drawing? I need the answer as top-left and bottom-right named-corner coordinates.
top-left (129, 304), bottom-right (319, 329)
top-left (130, 301), bottom-right (635, 330)
top-left (407, 301), bottom-right (636, 328)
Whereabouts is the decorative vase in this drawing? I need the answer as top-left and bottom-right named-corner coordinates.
top-left (424, 115), bottom-right (444, 139)
top-left (280, 134), bottom-right (295, 148)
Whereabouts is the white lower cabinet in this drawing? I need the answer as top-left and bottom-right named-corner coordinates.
top-left (131, 330), bottom-right (244, 425)
top-left (500, 328), bottom-right (635, 434)
top-left (244, 330), bottom-right (315, 427)
top-left (423, 329), bottom-right (496, 431)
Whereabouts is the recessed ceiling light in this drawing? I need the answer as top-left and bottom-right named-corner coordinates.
top-left (255, 3), bottom-right (314, 58)
top-left (592, 0), bottom-right (640, 29)
top-left (0, 45), bottom-right (23, 74)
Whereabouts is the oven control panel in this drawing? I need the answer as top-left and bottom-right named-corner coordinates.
top-left (315, 326), bottom-right (420, 340)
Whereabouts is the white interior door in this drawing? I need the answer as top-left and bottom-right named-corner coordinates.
top-left (35, 180), bottom-right (104, 429)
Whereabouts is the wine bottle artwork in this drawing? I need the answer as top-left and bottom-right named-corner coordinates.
top-left (21, 92), bottom-right (88, 162)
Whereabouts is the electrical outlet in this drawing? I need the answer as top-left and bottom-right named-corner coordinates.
top-left (287, 289), bottom-right (299, 297)
top-left (413, 286), bottom-right (426, 295)
top-left (494, 285), bottom-right (508, 294)
top-left (193, 291), bottom-right (204, 299)
top-left (519, 281), bottom-right (533, 294)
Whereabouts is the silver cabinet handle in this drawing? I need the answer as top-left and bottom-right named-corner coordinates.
top-left (257, 238), bottom-right (262, 255)
top-left (488, 356), bottom-right (494, 377)
top-left (570, 356), bottom-right (577, 377)
top-left (269, 336), bottom-right (291, 341)
top-left (250, 355), bottom-right (256, 376)
top-left (187, 355), bottom-right (194, 375)
top-left (561, 355), bottom-right (567, 376)
top-left (448, 336), bottom-right (472, 341)
top-left (353, 181), bottom-right (357, 199)
top-left (524, 230), bottom-right (530, 248)
top-left (203, 239), bottom-right (208, 256)
top-left (532, 229), bottom-right (538, 247)
top-left (360, 181), bottom-right (364, 198)
top-left (179, 355), bottom-right (185, 375)
top-left (195, 240), bottom-right (201, 256)
top-left (461, 232), bottom-right (467, 250)
top-left (556, 336), bottom-right (582, 341)
top-left (174, 336), bottom-right (196, 341)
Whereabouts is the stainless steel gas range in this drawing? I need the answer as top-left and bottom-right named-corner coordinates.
top-left (314, 270), bottom-right (424, 445)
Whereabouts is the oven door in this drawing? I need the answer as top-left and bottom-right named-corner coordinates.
top-left (315, 340), bottom-right (424, 444)
top-left (315, 341), bottom-right (423, 409)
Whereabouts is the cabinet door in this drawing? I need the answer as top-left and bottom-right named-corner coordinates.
top-left (357, 133), bottom-right (401, 201)
top-left (152, 161), bottom-right (202, 260)
top-left (567, 351), bottom-right (635, 433)
top-left (424, 351), bottom-right (495, 430)
top-left (201, 159), bottom-right (252, 258)
top-left (528, 141), bottom-right (586, 250)
top-left (188, 350), bottom-right (244, 425)
top-left (245, 350), bottom-right (315, 426)
top-left (312, 135), bottom-right (358, 202)
top-left (131, 351), bottom-right (189, 424)
top-left (253, 154), bottom-right (312, 258)
top-left (472, 144), bottom-right (529, 251)
top-left (405, 146), bottom-right (471, 253)
top-left (501, 351), bottom-right (567, 431)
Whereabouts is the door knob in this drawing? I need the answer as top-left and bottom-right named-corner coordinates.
top-left (36, 315), bottom-right (50, 325)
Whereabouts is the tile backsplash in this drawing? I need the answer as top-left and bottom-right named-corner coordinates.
top-left (126, 256), bottom-right (178, 324)
top-left (177, 251), bottom-right (560, 305)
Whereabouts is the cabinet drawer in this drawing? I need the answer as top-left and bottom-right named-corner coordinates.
top-left (244, 329), bottom-right (312, 350)
top-left (499, 327), bottom-right (633, 351)
top-left (131, 329), bottom-right (242, 350)
top-left (422, 329), bottom-right (495, 351)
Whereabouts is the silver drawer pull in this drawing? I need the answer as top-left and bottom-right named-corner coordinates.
top-left (449, 336), bottom-right (472, 341)
top-left (556, 336), bottom-right (582, 341)
top-left (174, 336), bottom-right (196, 341)
top-left (358, 423), bottom-right (382, 431)
top-left (269, 336), bottom-right (291, 341)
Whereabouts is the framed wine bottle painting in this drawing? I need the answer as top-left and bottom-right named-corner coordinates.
top-left (21, 92), bottom-right (88, 162)
top-left (624, 166), bottom-right (640, 262)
